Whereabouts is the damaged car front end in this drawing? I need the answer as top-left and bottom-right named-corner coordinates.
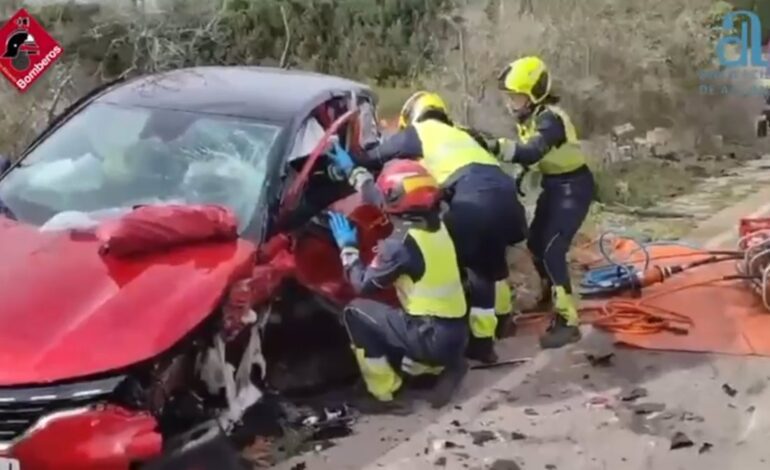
top-left (0, 66), bottom-right (394, 469)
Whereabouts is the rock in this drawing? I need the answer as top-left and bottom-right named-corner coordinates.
top-left (510, 431), bottom-right (527, 440)
top-left (646, 127), bottom-right (672, 146)
top-left (470, 430), bottom-right (497, 446)
top-left (524, 408), bottom-right (539, 416)
top-left (585, 353), bottom-right (614, 367)
top-left (620, 387), bottom-right (648, 402)
top-left (612, 123), bottom-right (635, 138)
top-left (722, 383), bottom-right (738, 397)
top-left (481, 401), bottom-right (500, 412)
top-left (699, 442), bottom-right (713, 454)
top-left (434, 457), bottom-right (447, 466)
top-left (490, 459), bottom-right (521, 470)
top-left (670, 432), bottom-right (694, 450)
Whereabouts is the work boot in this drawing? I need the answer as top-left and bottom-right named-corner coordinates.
top-left (350, 392), bottom-right (413, 416)
top-left (495, 314), bottom-right (517, 338)
top-left (465, 337), bottom-right (498, 364)
top-left (539, 315), bottom-right (581, 349)
top-left (429, 360), bottom-right (469, 409)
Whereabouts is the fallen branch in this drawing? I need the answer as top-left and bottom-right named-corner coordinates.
top-left (604, 204), bottom-right (694, 219)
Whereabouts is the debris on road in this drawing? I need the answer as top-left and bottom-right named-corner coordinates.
top-left (699, 442), bottom-right (714, 454)
top-left (670, 432), bottom-right (694, 450)
top-left (471, 357), bottom-right (532, 370)
top-left (490, 459), bottom-right (522, 470)
top-left (630, 402), bottom-right (666, 416)
top-left (585, 353), bottom-right (615, 367)
top-left (481, 400), bottom-right (500, 412)
top-left (722, 383), bottom-right (738, 397)
top-left (470, 430), bottom-right (498, 446)
top-left (586, 396), bottom-right (613, 409)
top-left (620, 387), bottom-right (648, 402)
top-left (680, 411), bottom-right (705, 423)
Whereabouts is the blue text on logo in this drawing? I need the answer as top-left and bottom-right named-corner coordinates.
top-left (717, 10), bottom-right (768, 68)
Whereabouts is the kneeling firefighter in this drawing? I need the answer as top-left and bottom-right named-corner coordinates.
top-left (493, 56), bottom-right (595, 349)
top-left (358, 92), bottom-right (528, 364)
top-left (326, 149), bottom-right (470, 412)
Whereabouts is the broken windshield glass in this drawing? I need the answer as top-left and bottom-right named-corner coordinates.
top-left (0, 102), bottom-right (281, 233)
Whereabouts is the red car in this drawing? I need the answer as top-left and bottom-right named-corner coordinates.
top-left (0, 66), bottom-right (396, 469)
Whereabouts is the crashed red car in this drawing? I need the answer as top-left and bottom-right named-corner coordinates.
top-left (0, 66), bottom-right (397, 469)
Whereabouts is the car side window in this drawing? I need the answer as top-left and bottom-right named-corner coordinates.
top-left (358, 98), bottom-right (380, 150)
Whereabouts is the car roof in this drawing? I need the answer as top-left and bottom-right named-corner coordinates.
top-left (93, 66), bottom-right (374, 123)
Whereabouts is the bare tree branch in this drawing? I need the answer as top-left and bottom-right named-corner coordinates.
top-left (47, 64), bottom-right (75, 125)
top-left (279, 4), bottom-right (292, 68)
top-left (519, 0), bottom-right (534, 16)
top-left (441, 14), bottom-right (472, 125)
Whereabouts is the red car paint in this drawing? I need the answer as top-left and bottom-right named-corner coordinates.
top-left (3, 405), bottom-right (161, 470)
top-left (292, 192), bottom-right (398, 306)
top-left (0, 215), bottom-right (256, 385)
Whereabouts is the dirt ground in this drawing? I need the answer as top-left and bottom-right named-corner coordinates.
top-left (271, 155), bottom-right (770, 470)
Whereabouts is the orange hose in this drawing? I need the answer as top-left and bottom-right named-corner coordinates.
top-left (515, 277), bottom-right (741, 336)
top-left (579, 249), bottom-right (717, 268)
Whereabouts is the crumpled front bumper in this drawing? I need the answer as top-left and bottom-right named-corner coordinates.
top-left (0, 405), bottom-right (161, 470)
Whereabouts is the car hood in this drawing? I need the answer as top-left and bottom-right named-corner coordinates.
top-left (0, 217), bottom-right (256, 386)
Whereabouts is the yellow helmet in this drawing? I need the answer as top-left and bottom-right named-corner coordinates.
top-left (497, 56), bottom-right (551, 104)
top-left (398, 91), bottom-right (449, 130)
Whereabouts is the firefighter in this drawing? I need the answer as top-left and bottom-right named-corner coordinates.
top-left (326, 148), bottom-right (470, 413)
top-left (357, 92), bottom-right (528, 364)
top-left (493, 56), bottom-right (595, 349)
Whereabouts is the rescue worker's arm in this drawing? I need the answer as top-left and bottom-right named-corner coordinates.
top-left (346, 166), bottom-right (385, 207)
top-left (360, 126), bottom-right (423, 168)
top-left (498, 110), bottom-right (567, 165)
top-left (342, 234), bottom-right (423, 296)
top-left (457, 125), bottom-right (500, 155)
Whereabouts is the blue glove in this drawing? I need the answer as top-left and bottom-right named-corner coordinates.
top-left (329, 141), bottom-right (355, 175)
top-left (328, 211), bottom-right (358, 248)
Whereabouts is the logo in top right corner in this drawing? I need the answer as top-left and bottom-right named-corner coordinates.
top-left (0, 8), bottom-right (63, 93)
top-left (717, 10), bottom-right (768, 68)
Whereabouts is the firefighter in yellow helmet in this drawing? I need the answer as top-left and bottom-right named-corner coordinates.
top-left (357, 91), bottom-right (528, 364)
top-left (492, 56), bottom-right (594, 349)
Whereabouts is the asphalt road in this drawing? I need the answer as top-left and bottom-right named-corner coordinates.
top-left (275, 167), bottom-right (770, 470)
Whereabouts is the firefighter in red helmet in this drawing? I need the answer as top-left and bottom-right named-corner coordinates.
top-left (325, 143), bottom-right (469, 414)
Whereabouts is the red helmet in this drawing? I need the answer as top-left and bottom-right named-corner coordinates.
top-left (375, 159), bottom-right (441, 215)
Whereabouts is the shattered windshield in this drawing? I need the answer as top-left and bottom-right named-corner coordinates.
top-left (0, 102), bottom-right (281, 233)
